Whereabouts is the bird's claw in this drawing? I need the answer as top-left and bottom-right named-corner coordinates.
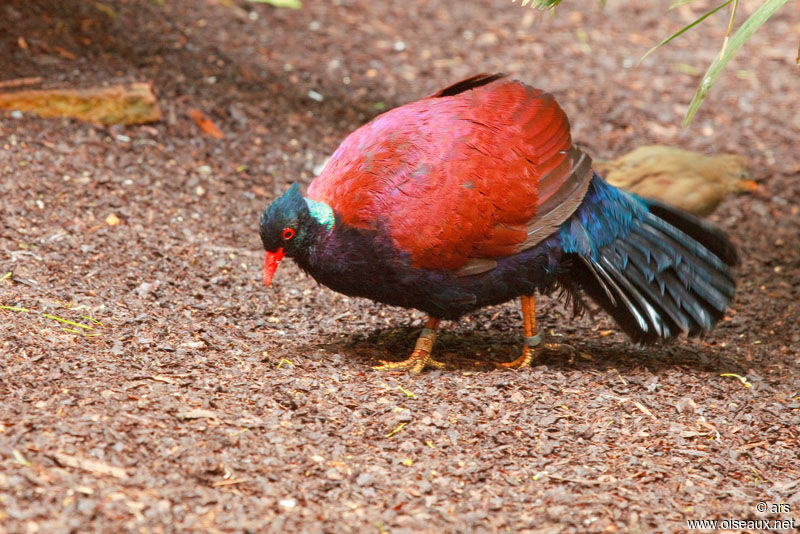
top-left (374, 349), bottom-right (445, 373)
top-left (494, 331), bottom-right (543, 370)
top-left (495, 345), bottom-right (535, 370)
top-left (494, 342), bottom-right (579, 370)
top-left (374, 324), bottom-right (444, 373)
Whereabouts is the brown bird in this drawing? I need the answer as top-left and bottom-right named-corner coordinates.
top-left (594, 145), bottom-right (756, 217)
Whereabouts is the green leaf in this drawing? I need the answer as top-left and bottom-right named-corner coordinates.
top-left (89, 1), bottom-right (117, 18)
top-left (513, 0), bottom-right (607, 10)
top-left (724, 0), bottom-right (740, 39)
top-left (684, 0), bottom-right (789, 125)
top-left (639, 0), bottom-right (732, 65)
top-left (672, 62), bottom-right (702, 75)
top-left (248, 0), bottom-right (302, 8)
top-left (513, 0), bottom-right (563, 10)
top-left (668, 0), bottom-right (696, 9)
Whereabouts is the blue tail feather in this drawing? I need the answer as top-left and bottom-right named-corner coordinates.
top-left (558, 174), bottom-right (737, 344)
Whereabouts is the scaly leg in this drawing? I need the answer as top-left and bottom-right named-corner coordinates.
top-left (497, 294), bottom-right (542, 370)
top-left (374, 317), bottom-right (446, 373)
top-left (497, 295), bottom-right (581, 369)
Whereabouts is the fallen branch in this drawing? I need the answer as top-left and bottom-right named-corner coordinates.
top-left (0, 82), bottom-right (161, 125)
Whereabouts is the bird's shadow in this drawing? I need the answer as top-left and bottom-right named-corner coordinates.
top-left (315, 325), bottom-right (746, 376)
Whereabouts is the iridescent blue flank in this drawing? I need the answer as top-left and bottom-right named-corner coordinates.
top-left (304, 197), bottom-right (335, 230)
top-left (559, 174), bottom-right (648, 259)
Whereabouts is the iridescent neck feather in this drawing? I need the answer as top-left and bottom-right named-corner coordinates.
top-left (304, 197), bottom-right (335, 230)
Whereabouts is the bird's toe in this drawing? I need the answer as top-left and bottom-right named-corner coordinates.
top-left (494, 346), bottom-right (535, 370)
top-left (495, 342), bottom-right (586, 370)
top-left (374, 350), bottom-right (445, 373)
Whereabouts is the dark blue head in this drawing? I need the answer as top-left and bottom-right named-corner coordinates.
top-left (259, 183), bottom-right (315, 286)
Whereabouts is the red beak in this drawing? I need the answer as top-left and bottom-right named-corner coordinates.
top-left (263, 248), bottom-right (285, 288)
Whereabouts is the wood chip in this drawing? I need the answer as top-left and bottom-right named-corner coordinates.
top-left (150, 375), bottom-right (179, 385)
top-left (178, 408), bottom-right (218, 420)
top-left (51, 452), bottom-right (129, 479)
top-left (740, 440), bottom-right (769, 451)
top-left (189, 108), bottom-right (225, 139)
top-left (0, 77), bottom-right (43, 89)
top-left (211, 478), bottom-right (250, 487)
top-left (631, 400), bottom-right (657, 421)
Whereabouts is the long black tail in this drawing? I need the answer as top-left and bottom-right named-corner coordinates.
top-left (565, 196), bottom-right (738, 345)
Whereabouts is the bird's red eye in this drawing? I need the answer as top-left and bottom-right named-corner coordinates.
top-left (282, 227), bottom-right (295, 240)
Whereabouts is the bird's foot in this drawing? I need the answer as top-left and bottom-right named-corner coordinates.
top-left (374, 327), bottom-right (444, 373)
top-left (495, 334), bottom-right (579, 370)
top-left (374, 349), bottom-right (445, 373)
top-left (495, 346), bottom-right (535, 370)
top-left (495, 332), bottom-right (543, 370)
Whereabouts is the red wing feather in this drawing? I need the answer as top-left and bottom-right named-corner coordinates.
top-left (307, 75), bottom-right (591, 272)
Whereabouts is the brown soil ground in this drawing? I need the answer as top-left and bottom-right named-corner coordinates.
top-left (1, 1), bottom-right (799, 532)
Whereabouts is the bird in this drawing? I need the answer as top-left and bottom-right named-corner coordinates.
top-left (260, 74), bottom-right (738, 373)
top-left (595, 145), bottom-right (756, 217)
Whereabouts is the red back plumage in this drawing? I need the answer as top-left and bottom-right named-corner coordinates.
top-left (307, 74), bottom-right (592, 273)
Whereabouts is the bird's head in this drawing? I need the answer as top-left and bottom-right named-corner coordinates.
top-left (259, 183), bottom-right (334, 287)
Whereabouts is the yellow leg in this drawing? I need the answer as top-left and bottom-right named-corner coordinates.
top-left (374, 318), bottom-right (446, 373)
top-left (497, 295), bottom-right (542, 370)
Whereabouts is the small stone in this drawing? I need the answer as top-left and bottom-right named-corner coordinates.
top-left (156, 500), bottom-right (171, 513)
top-left (137, 281), bottom-right (155, 298)
top-left (313, 157), bottom-right (330, 176)
top-left (476, 32), bottom-right (499, 47)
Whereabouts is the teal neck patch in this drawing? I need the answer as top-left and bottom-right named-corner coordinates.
top-left (304, 197), bottom-right (335, 230)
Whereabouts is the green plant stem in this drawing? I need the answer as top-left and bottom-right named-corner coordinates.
top-left (639, 0), bottom-right (733, 65)
top-left (684, 0), bottom-right (790, 125)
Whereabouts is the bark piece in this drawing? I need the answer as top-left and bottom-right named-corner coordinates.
top-left (0, 82), bottom-right (161, 125)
